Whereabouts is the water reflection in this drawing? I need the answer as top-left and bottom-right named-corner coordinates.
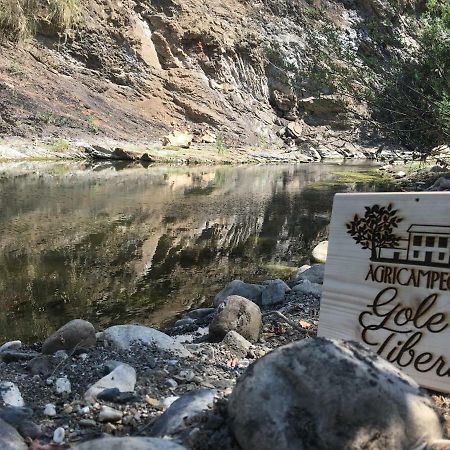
top-left (0, 161), bottom-right (390, 342)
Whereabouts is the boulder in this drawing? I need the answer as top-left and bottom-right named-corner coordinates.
top-left (209, 295), bottom-right (262, 342)
top-left (228, 338), bottom-right (445, 450)
top-left (0, 383), bottom-right (24, 407)
top-left (85, 364), bottom-right (136, 403)
top-left (0, 342), bottom-right (21, 353)
top-left (292, 280), bottom-right (322, 298)
top-left (286, 121), bottom-right (303, 139)
top-left (261, 279), bottom-right (290, 307)
top-left (162, 131), bottom-right (193, 149)
top-left (213, 280), bottom-right (263, 307)
top-left (27, 355), bottom-right (54, 377)
top-left (222, 331), bottom-right (251, 358)
top-left (0, 418), bottom-right (27, 450)
top-left (71, 437), bottom-right (187, 449)
top-left (311, 240), bottom-right (328, 263)
top-left (294, 264), bottom-right (325, 285)
top-left (429, 175), bottom-right (450, 191)
top-left (151, 389), bottom-right (216, 437)
top-left (42, 319), bottom-right (96, 355)
top-left (0, 407), bottom-right (40, 439)
top-left (99, 325), bottom-right (190, 357)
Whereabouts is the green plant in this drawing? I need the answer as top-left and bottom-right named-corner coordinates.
top-left (87, 114), bottom-right (99, 133)
top-left (7, 62), bottom-right (25, 75)
top-left (48, 139), bottom-right (70, 152)
top-left (38, 111), bottom-right (67, 126)
top-left (216, 134), bottom-right (227, 154)
top-left (0, 0), bottom-right (81, 41)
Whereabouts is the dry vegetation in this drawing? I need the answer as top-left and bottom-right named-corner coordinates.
top-left (0, 0), bottom-right (80, 40)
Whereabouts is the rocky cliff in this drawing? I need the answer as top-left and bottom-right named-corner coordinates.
top-left (0, 0), bottom-right (422, 158)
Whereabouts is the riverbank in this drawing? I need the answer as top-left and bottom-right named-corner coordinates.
top-left (0, 136), bottom-right (409, 165)
top-left (0, 267), bottom-right (448, 449)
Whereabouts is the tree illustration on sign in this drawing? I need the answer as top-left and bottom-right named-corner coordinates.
top-left (346, 204), bottom-right (403, 260)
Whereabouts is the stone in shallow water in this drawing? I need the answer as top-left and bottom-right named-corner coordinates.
top-left (228, 338), bottom-right (446, 450)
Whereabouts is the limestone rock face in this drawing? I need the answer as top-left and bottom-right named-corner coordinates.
top-left (228, 338), bottom-right (445, 450)
top-left (42, 319), bottom-right (96, 355)
top-left (209, 295), bottom-right (262, 342)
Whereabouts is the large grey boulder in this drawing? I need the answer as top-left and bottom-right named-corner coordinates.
top-left (85, 364), bottom-right (136, 403)
top-left (42, 319), bottom-right (96, 355)
top-left (99, 325), bottom-right (190, 357)
top-left (72, 437), bottom-right (186, 449)
top-left (209, 296), bottom-right (262, 342)
top-left (213, 280), bottom-right (263, 307)
top-left (294, 264), bottom-right (325, 285)
top-left (0, 418), bottom-right (27, 450)
top-left (151, 389), bottom-right (216, 437)
top-left (292, 280), bottom-right (322, 298)
top-left (228, 338), bottom-right (445, 450)
top-left (261, 279), bottom-right (290, 307)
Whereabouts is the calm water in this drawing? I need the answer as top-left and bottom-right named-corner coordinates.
top-left (0, 161), bottom-right (391, 342)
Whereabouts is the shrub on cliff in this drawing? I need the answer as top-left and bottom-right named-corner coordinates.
top-left (371, 0), bottom-right (450, 152)
top-left (0, 0), bottom-right (80, 41)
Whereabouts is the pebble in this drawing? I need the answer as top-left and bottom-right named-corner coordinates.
top-left (79, 406), bottom-right (90, 416)
top-left (53, 427), bottom-right (65, 444)
top-left (98, 406), bottom-right (123, 423)
top-left (56, 377), bottom-right (71, 394)
top-left (44, 404), bottom-right (57, 417)
top-left (166, 379), bottom-right (178, 389)
top-left (79, 419), bottom-right (97, 428)
top-left (145, 396), bottom-right (160, 407)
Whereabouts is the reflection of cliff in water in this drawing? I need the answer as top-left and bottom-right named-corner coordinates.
top-left (0, 162), bottom-right (388, 341)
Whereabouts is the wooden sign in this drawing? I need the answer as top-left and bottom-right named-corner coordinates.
top-left (318, 192), bottom-right (450, 393)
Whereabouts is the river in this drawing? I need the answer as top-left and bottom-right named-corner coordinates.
top-left (0, 160), bottom-right (393, 342)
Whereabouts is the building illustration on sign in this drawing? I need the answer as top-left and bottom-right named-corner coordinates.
top-left (346, 203), bottom-right (450, 268)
